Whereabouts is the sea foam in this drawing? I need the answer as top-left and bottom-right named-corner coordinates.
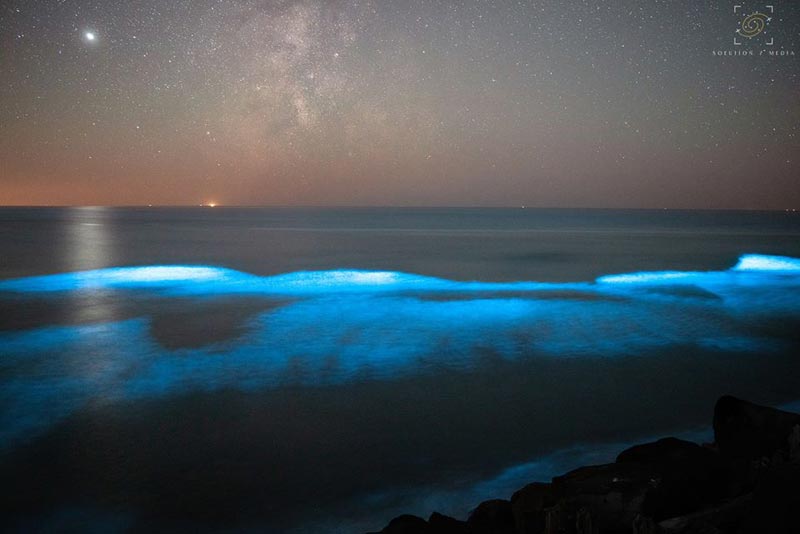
top-left (1, 254), bottom-right (799, 448)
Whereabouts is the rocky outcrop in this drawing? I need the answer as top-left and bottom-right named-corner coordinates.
top-left (378, 514), bottom-right (430, 533)
top-left (467, 499), bottom-right (515, 533)
top-left (713, 395), bottom-right (800, 496)
top-left (368, 396), bottom-right (800, 534)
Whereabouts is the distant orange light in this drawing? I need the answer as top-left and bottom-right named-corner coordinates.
top-left (206, 202), bottom-right (217, 208)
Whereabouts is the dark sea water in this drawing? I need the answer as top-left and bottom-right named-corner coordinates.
top-left (1, 207), bottom-right (800, 533)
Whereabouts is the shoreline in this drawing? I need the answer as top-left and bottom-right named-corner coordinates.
top-left (369, 396), bottom-right (800, 534)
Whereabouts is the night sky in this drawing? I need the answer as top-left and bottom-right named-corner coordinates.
top-left (1, 1), bottom-right (798, 208)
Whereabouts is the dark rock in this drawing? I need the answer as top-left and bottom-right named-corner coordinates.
top-left (467, 499), bottom-right (515, 533)
top-left (428, 512), bottom-right (470, 533)
top-left (738, 461), bottom-right (800, 534)
top-left (539, 438), bottom-right (726, 532)
top-left (631, 514), bottom-right (659, 534)
top-left (656, 492), bottom-right (752, 533)
top-left (376, 514), bottom-right (430, 534)
top-left (713, 395), bottom-right (800, 494)
top-left (510, 482), bottom-right (552, 534)
top-left (616, 437), bottom-right (709, 466)
top-left (788, 424), bottom-right (800, 463)
top-left (616, 438), bottom-right (726, 521)
top-left (547, 462), bottom-right (647, 533)
top-left (713, 395), bottom-right (800, 462)
top-left (368, 397), bottom-right (800, 534)
top-left (574, 506), bottom-right (596, 534)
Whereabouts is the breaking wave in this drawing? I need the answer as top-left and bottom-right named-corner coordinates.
top-left (2, 254), bottom-right (800, 295)
top-left (0, 254), bottom-right (799, 448)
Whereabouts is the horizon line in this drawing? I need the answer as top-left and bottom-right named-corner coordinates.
top-left (0, 204), bottom-right (798, 212)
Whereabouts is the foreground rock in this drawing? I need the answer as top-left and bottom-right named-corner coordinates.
top-left (368, 396), bottom-right (800, 534)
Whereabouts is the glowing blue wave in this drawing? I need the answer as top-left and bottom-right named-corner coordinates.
top-left (596, 254), bottom-right (800, 285)
top-left (0, 265), bottom-right (546, 295)
top-left (2, 254), bottom-right (800, 296)
top-left (1, 254), bottom-right (799, 448)
top-left (733, 254), bottom-right (800, 272)
top-left (0, 265), bottom-right (250, 293)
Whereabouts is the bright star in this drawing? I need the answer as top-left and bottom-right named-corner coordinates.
top-left (84, 31), bottom-right (96, 42)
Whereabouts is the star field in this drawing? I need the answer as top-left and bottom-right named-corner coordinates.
top-left (1, 0), bottom-right (798, 208)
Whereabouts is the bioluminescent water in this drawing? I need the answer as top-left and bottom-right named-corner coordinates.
top-left (1, 254), bottom-right (798, 446)
top-left (1, 208), bottom-right (800, 533)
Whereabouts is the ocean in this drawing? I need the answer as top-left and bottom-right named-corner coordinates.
top-left (1, 207), bottom-right (799, 532)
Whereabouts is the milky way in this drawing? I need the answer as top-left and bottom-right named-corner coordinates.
top-left (1, 1), bottom-right (798, 207)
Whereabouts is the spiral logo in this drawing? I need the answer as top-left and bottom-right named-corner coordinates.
top-left (738, 11), bottom-right (769, 38)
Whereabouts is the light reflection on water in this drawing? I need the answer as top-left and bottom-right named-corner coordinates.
top-left (64, 207), bottom-right (116, 273)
